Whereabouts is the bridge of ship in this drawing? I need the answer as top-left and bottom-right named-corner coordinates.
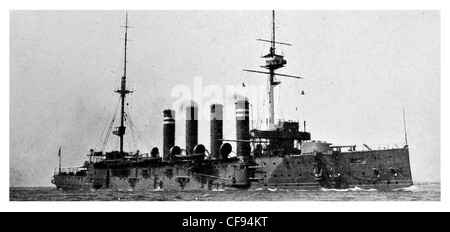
top-left (251, 121), bottom-right (311, 156)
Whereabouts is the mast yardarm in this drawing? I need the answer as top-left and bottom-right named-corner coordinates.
top-left (243, 10), bottom-right (303, 129)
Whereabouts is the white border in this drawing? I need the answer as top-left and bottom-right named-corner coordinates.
top-left (2, 0), bottom-right (448, 212)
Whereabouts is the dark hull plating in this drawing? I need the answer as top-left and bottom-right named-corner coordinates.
top-left (251, 148), bottom-right (412, 191)
top-left (53, 148), bottom-right (412, 191)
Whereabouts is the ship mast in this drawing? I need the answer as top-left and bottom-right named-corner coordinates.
top-left (113, 13), bottom-right (133, 154)
top-left (269, 10), bottom-right (276, 127)
top-left (244, 10), bottom-right (303, 129)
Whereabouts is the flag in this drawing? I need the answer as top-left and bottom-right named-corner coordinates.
top-left (58, 147), bottom-right (61, 157)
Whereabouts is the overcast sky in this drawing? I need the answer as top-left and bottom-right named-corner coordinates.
top-left (10, 10), bottom-right (440, 186)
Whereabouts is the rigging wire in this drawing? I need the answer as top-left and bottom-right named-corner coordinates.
top-left (278, 84), bottom-right (284, 121)
top-left (134, 104), bottom-right (158, 146)
top-left (126, 133), bottom-right (132, 154)
top-left (126, 120), bottom-right (152, 151)
top-left (99, 97), bottom-right (121, 143)
top-left (101, 97), bottom-right (121, 152)
top-left (258, 76), bottom-right (272, 129)
top-left (125, 113), bottom-right (153, 151)
top-left (223, 124), bottom-right (235, 140)
top-left (102, 116), bottom-right (116, 152)
top-left (124, 112), bottom-right (139, 151)
top-left (125, 101), bottom-right (139, 150)
top-left (255, 90), bottom-right (268, 130)
top-left (279, 85), bottom-right (298, 122)
top-left (98, 116), bottom-right (110, 147)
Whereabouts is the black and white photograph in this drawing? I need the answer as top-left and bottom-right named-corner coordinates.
top-left (4, 0), bottom-right (448, 213)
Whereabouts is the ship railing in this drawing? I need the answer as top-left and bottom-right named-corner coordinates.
top-left (88, 151), bottom-right (157, 162)
top-left (54, 166), bottom-right (87, 175)
top-left (352, 143), bottom-right (407, 152)
top-left (88, 155), bottom-right (105, 163)
top-left (87, 151), bottom-right (106, 163)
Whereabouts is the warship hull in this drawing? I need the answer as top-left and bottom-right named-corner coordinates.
top-left (52, 158), bottom-right (250, 191)
top-left (52, 148), bottom-right (412, 191)
top-left (251, 147), bottom-right (412, 190)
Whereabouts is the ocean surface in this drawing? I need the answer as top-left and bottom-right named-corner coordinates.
top-left (10, 182), bottom-right (440, 201)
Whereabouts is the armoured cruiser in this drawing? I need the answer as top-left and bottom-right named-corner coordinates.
top-left (52, 12), bottom-right (413, 191)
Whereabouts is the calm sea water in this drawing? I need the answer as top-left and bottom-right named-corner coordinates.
top-left (10, 182), bottom-right (440, 201)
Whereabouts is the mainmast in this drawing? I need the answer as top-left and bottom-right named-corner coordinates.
top-left (113, 13), bottom-right (133, 154)
top-left (269, 10), bottom-right (276, 127)
top-left (272, 10), bottom-right (275, 49)
top-left (244, 10), bottom-right (303, 130)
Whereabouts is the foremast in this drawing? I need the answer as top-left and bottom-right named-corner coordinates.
top-left (244, 10), bottom-right (303, 130)
top-left (113, 13), bottom-right (133, 154)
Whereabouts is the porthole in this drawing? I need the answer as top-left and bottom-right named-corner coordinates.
top-left (373, 169), bottom-right (380, 176)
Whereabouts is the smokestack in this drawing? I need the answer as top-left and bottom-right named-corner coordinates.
top-left (236, 99), bottom-right (251, 157)
top-left (163, 109), bottom-right (175, 161)
top-left (185, 104), bottom-right (198, 155)
top-left (210, 104), bottom-right (223, 159)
